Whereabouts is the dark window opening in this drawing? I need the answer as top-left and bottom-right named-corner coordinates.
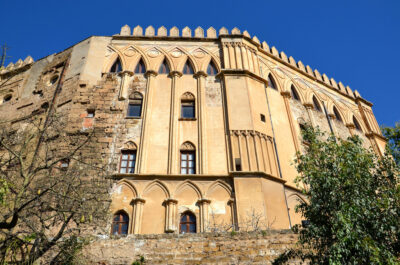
top-left (128, 100), bottom-right (142, 118)
top-left (135, 59), bottom-right (146, 74)
top-left (110, 58), bottom-right (122, 73)
top-left (87, 109), bottom-right (95, 118)
top-left (235, 158), bottom-right (242, 171)
top-left (313, 96), bottom-right (322, 112)
top-left (207, 61), bottom-right (218, 76)
top-left (180, 211), bottom-right (196, 233)
top-left (333, 107), bottom-right (342, 122)
top-left (182, 60), bottom-right (194, 75)
top-left (291, 86), bottom-right (300, 101)
top-left (268, 74), bottom-right (277, 90)
top-left (112, 212), bottom-right (129, 235)
top-left (260, 114), bottom-right (266, 122)
top-left (180, 151), bottom-right (195, 174)
top-left (181, 101), bottom-right (195, 118)
top-left (60, 159), bottom-right (69, 170)
top-left (353, 117), bottom-right (362, 131)
top-left (3, 94), bottom-right (12, 103)
top-left (158, 60), bottom-right (170, 74)
top-left (50, 75), bottom-right (59, 85)
top-left (119, 150), bottom-right (136, 174)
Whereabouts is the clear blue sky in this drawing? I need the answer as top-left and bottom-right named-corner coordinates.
top-left (1, 0), bottom-right (399, 126)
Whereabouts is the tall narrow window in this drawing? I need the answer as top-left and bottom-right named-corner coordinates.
top-left (333, 107), bottom-right (342, 122)
top-left (180, 211), bottom-right (196, 233)
top-left (291, 85), bottom-right (300, 101)
top-left (353, 116), bottom-right (362, 131)
top-left (207, 61), bottom-right (218, 76)
top-left (182, 60), bottom-right (194, 75)
top-left (181, 92), bottom-right (195, 119)
top-left (119, 150), bottom-right (137, 173)
top-left (135, 59), bottom-right (146, 74)
top-left (158, 59), bottom-right (170, 74)
top-left (180, 142), bottom-right (196, 175)
top-left (127, 92), bottom-right (143, 118)
top-left (112, 211), bottom-right (129, 235)
top-left (313, 96), bottom-right (322, 112)
top-left (110, 58), bottom-right (122, 73)
top-left (268, 74), bottom-right (277, 90)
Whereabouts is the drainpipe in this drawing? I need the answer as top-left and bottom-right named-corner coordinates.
top-left (322, 101), bottom-right (336, 139)
top-left (263, 83), bottom-right (292, 229)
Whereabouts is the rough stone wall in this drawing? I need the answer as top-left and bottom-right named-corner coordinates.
top-left (82, 230), bottom-right (300, 265)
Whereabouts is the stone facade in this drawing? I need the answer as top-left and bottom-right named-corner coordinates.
top-left (0, 25), bottom-right (387, 236)
top-left (82, 230), bottom-right (299, 265)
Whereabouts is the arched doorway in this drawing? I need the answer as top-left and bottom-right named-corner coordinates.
top-left (179, 211), bottom-right (196, 233)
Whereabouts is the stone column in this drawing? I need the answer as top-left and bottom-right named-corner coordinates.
top-left (194, 71), bottom-right (208, 174)
top-left (197, 198), bottom-right (211, 232)
top-left (118, 71), bottom-right (134, 100)
top-left (228, 198), bottom-right (236, 231)
top-left (167, 71), bottom-right (182, 174)
top-left (234, 43), bottom-right (243, 70)
top-left (240, 44), bottom-right (249, 71)
top-left (304, 103), bottom-right (316, 127)
top-left (130, 198), bottom-right (146, 234)
top-left (222, 43), bottom-right (230, 69)
top-left (137, 70), bottom-right (157, 173)
top-left (228, 44), bottom-right (236, 69)
top-left (164, 198), bottom-right (178, 233)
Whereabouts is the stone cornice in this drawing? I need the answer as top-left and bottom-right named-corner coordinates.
top-left (217, 69), bottom-right (267, 85)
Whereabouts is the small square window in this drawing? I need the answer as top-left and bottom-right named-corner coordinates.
top-left (60, 159), bottom-right (69, 170)
top-left (87, 110), bottom-right (95, 118)
top-left (260, 114), bottom-right (266, 122)
top-left (181, 101), bottom-right (195, 118)
top-left (127, 102), bottom-right (142, 117)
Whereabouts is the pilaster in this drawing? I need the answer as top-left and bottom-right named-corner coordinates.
top-left (163, 198), bottom-right (178, 232)
top-left (118, 71), bottom-right (134, 100)
top-left (194, 71), bottom-right (208, 174)
top-left (197, 198), bottom-right (211, 232)
top-left (130, 198), bottom-right (146, 234)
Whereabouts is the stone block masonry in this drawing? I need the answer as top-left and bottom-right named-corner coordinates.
top-left (82, 230), bottom-right (301, 265)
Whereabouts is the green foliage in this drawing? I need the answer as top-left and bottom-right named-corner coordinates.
top-left (382, 122), bottom-right (400, 166)
top-left (274, 125), bottom-right (400, 265)
top-left (230, 230), bottom-right (237, 236)
top-left (132, 255), bottom-right (145, 265)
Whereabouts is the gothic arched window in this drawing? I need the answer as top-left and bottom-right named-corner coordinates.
top-left (110, 58), bottom-right (122, 73)
top-left (158, 59), bottom-right (170, 74)
top-left (127, 92), bottom-right (143, 118)
top-left (268, 74), bottom-right (277, 90)
top-left (180, 211), bottom-right (196, 233)
top-left (313, 96), bottom-right (322, 112)
top-left (135, 59), bottom-right (146, 74)
top-left (291, 85), bottom-right (300, 101)
top-left (180, 142), bottom-right (196, 175)
top-left (181, 92), bottom-right (195, 119)
top-left (112, 211), bottom-right (129, 235)
top-left (119, 147), bottom-right (137, 174)
top-left (207, 61), bottom-right (218, 76)
top-left (333, 107), bottom-right (342, 122)
top-left (182, 60), bottom-right (194, 75)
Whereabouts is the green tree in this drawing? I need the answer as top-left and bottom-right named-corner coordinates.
top-left (382, 122), bottom-right (400, 166)
top-left (274, 126), bottom-right (400, 265)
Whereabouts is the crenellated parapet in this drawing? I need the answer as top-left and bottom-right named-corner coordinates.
top-left (0, 56), bottom-right (34, 76)
top-left (117, 25), bottom-right (363, 102)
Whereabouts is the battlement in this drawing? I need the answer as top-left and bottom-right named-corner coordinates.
top-left (117, 25), bottom-right (362, 100)
top-left (0, 56), bottom-right (34, 75)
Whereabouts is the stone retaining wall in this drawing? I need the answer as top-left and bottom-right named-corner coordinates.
top-left (82, 230), bottom-right (300, 265)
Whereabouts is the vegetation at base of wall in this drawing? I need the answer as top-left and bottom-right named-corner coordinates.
top-left (382, 122), bottom-right (400, 166)
top-left (0, 110), bottom-right (111, 264)
top-left (274, 125), bottom-right (400, 265)
top-left (131, 255), bottom-right (145, 265)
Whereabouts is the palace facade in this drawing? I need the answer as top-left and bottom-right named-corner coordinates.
top-left (0, 25), bottom-right (386, 235)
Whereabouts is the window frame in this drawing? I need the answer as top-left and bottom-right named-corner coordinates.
top-left (180, 150), bottom-right (196, 175)
top-left (110, 58), bottom-right (122, 73)
top-left (135, 59), bottom-right (146, 74)
top-left (111, 211), bottom-right (129, 235)
top-left (207, 61), bottom-right (218, 76)
top-left (179, 211), bottom-right (196, 234)
top-left (181, 100), bottom-right (195, 119)
top-left (119, 150), bottom-right (137, 174)
top-left (182, 61), bottom-right (194, 75)
top-left (158, 60), bottom-right (170, 74)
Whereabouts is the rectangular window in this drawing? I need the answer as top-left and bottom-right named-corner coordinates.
top-left (260, 114), bottom-right (266, 122)
top-left (119, 150), bottom-right (136, 173)
top-left (180, 151), bottom-right (195, 174)
top-left (181, 101), bottom-right (195, 118)
top-left (127, 100), bottom-right (142, 117)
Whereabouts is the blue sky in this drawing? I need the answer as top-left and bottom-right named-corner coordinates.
top-left (1, 0), bottom-right (399, 126)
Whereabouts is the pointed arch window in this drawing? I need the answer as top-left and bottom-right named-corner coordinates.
top-left (110, 58), bottom-right (122, 73)
top-left (291, 85), bottom-right (300, 101)
top-left (207, 61), bottom-right (218, 76)
top-left (353, 116), bottom-right (362, 131)
top-left (268, 74), bottom-right (277, 90)
top-left (112, 211), bottom-right (129, 235)
top-left (180, 142), bottom-right (196, 175)
top-left (119, 149), bottom-right (137, 174)
top-left (127, 92), bottom-right (143, 118)
top-left (313, 96), bottom-right (322, 112)
top-left (158, 59), bottom-right (170, 74)
top-left (182, 60), bottom-right (194, 75)
top-left (333, 107), bottom-right (342, 122)
top-left (135, 59), bottom-right (146, 74)
top-left (181, 92), bottom-right (195, 119)
top-left (180, 211), bottom-right (196, 233)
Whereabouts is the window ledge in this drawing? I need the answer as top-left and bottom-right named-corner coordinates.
top-left (125, 116), bottom-right (141, 119)
top-left (179, 118), bottom-right (197, 121)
